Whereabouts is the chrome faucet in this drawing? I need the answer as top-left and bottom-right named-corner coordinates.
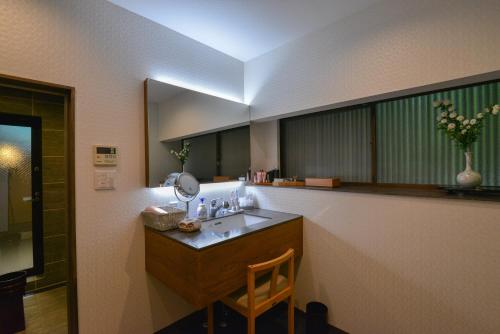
top-left (209, 198), bottom-right (232, 218)
top-left (209, 199), bottom-right (222, 218)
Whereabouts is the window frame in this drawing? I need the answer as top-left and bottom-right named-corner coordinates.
top-left (279, 78), bottom-right (500, 187)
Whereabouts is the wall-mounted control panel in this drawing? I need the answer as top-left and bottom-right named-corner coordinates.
top-left (93, 145), bottom-right (118, 166)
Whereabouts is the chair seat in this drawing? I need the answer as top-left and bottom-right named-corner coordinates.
top-left (228, 274), bottom-right (288, 308)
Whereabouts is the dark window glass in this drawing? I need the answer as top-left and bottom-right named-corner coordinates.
top-left (280, 106), bottom-right (371, 182)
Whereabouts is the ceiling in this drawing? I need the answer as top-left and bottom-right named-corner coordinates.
top-left (108, 0), bottom-right (382, 61)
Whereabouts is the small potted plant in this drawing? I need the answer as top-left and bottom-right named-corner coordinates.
top-left (170, 142), bottom-right (191, 171)
top-left (434, 100), bottom-right (499, 187)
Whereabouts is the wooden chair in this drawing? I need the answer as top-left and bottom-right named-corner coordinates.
top-left (218, 248), bottom-right (295, 334)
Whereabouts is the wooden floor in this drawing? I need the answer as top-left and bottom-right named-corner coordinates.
top-left (22, 286), bottom-right (68, 334)
top-left (158, 302), bottom-right (347, 334)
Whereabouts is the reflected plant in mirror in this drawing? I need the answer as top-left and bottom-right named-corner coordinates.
top-left (170, 142), bottom-right (191, 170)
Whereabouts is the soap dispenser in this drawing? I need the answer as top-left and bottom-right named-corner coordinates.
top-left (197, 197), bottom-right (208, 220)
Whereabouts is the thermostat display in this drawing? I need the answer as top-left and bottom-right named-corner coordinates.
top-left (94, 145), bottom-right (118, 166)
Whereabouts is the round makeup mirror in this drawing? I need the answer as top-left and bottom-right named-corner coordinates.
top-left (164, 172), bottom-right (200, 216)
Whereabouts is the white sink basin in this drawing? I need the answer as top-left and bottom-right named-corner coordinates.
top-left (203, 214), bottom-right (270, 234)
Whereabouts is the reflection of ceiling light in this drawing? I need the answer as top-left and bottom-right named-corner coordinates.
top-left (153, 76), bottom-right (247, 105)
top-left (0, 144), bottom-right (22, 168)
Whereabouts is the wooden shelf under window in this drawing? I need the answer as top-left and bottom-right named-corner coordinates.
top-left (248, 182), bottom-right (500, 203)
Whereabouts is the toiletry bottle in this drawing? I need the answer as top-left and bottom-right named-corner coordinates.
top-left (197, 197), bottom-right (208, 220)
top-left (234, 190), bottom-right (241, 211)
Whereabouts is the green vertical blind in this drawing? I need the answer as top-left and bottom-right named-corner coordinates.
top-left (281, 107), bottom-right (371, 182)
top-left (377, 81), bottom-right (500, 185)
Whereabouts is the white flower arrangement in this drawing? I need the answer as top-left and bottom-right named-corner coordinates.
top-left (170, 142), bottom-right (191, 166)
top-left (434, 100), bottom-right (499, 151)
top-left (493, 104), bottom-right (500, 115)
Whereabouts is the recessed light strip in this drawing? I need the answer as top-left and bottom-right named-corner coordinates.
top-left (153, 76), bottom-right (246, 105)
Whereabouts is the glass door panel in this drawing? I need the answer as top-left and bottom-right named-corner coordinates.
top-left (0, 113), bottom-right (42, 276)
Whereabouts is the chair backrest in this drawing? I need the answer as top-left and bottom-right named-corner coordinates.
top-left (247, 248), bottom-right (295, 313)
top-left (213, 176), bottom-right (231, 182)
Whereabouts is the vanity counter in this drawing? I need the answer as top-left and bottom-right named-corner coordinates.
top-left (144, 208), bottom-right (303, 308)
top-left (148, 208), bottom-right (301, 250)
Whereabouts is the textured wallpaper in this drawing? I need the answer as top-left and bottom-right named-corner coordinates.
top-left (2, 0), bottom-right (500, 333)
top-left (245, 0), bottom-right (500, 333)
top-left (0, 1), bottom-right (243, 333)
top-left (247, 186), bottom-right (500, 334)
top-left (245, 0), bottom-right (500, 120)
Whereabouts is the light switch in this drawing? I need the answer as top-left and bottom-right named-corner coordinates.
top-left (94, 170), bottom-right (115, 190)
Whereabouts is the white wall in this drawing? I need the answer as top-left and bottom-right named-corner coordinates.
top-left (0, 1), bottom-right (243, 333)
top-left (158, 90), bottom-right (249, 141)
top-left (244, 0), bottom-right (500, 333)
top-left (247, 186), bottom-right (500, 334)
top-left (245, 0), bottom-right (500, 120)
top-left (3, 0), bottom-right (500, 333)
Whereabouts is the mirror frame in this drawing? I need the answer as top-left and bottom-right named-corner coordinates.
top-left (144, 79), bottom-right (150, 187)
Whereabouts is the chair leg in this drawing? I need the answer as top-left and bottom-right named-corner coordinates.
top-left (207, 303), bottom-right (214, 334)
top-left (247, 315), bottom-right (255, 334)
top-left (288, 296), bottom-right (294, 334)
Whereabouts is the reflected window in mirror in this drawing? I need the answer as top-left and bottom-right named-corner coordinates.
top-left (145, 78), bottom-right (250, 187)
top-left (219, 126), bottom-right (250, 179)
top-left (183, 126), bottom-right (250, 183)
top-left (183, 133), bottom-right (217, 183)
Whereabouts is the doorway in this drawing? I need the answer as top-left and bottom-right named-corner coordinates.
top-left (0, 113), bottom-right (43, 278)
top-left (0, 74), bottom-right (77, 333)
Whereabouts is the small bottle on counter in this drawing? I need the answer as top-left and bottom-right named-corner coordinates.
top-left (196, 197), bottom-right (208, 220)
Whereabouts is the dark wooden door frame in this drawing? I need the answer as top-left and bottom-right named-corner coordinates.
top-left (0, 73), bottom-right (78, 334)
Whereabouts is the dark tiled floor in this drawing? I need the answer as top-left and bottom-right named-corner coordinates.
top-left (158, 302), bottom-right (347, 334)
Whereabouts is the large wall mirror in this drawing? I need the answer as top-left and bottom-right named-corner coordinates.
top-left (145, 79), bottom-right (250, 187)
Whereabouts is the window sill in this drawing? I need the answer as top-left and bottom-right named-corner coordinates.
top-left (247, 183), bottom-right (500, 203)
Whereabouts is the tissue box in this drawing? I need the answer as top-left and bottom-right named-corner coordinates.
top-left (141, 206), bottom-right (186, 231)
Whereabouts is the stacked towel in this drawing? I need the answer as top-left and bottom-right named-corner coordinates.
top-left (178, 218), bottom-right (201, 231)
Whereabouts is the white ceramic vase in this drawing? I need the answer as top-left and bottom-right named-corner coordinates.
top-left (456, 148), bottom-right (481, 188)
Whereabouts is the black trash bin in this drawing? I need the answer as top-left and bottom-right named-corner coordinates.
top-left (0, 271), bottom-right (27, 334)
top-left (306, 301), bottom-right (328, 334)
